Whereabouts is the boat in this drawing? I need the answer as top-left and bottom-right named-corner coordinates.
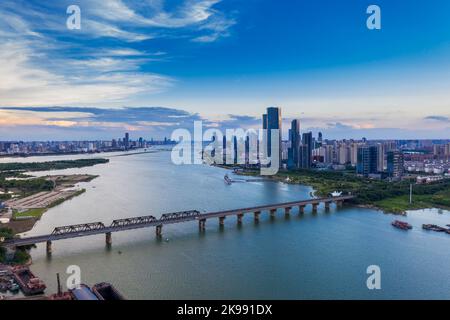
top-left (92, 282), bottom-right (126, 300)
top-left (69, 284), bottom-right (99, 300)
top-left (8, 283), bottom-right (20, 293)
top-left (422, 224), bottom-right (447, 232)
top-left (12, 266), bottom-right (46, 296)
top-left (224, 174), bottom-right (232, 185)
top-left (391, 220), bottom-right (412, 230)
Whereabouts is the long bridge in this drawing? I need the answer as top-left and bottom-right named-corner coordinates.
top-left (2, 195), bottom-right (354, 254)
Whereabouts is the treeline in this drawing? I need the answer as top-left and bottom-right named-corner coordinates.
top-left (0, 178), bottom-right (54, 194)
top-left (354, 179), bottom-right (450, 204)
top-left (276, 168), bottom-right (450, 206)
top-left (0, 158), bottom-right (109, 172)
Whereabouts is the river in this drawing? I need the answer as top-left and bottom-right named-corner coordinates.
top-left (2, 150), bottom-right (450, 299)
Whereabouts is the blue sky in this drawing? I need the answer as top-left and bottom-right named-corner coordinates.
top-left (0, 0), bottom-right (449, 140)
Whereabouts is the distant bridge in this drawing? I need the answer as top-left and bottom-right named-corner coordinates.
top-left (2, 196), bottom-right (354, 253)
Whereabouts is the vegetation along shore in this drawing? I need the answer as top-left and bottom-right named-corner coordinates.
top-left (225, 166), bottom-right (450, 215)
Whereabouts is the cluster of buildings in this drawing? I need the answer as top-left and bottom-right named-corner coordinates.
top-left (218, 106), bottom-right (450, 181)
top-left (0, 134), bottom-right (176, 156)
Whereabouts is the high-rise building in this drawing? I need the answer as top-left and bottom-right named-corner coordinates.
top-left (300, 132), bottom-right (313, 169)
top-left (377, 143), bottom-right (385, 172)
top-left (245, 135), bottom-right (250, 165)
top-left (266, 107), bottom-right (282, 167)
top-left (350, 143), bottom-right (359, 166)
top-left (338, 144), bottom-right (350, 165)
top-left (124, 132), bottom-right (130, 150)
top-left (261, 113), bottom-right (268, 162)
top-left (222, 135), bottom-right (227, 164)
top-left (357, 146), bottom-right (378, 176)
top-left (387, 150), bottom-right (404, 179)
top-left (288, 119), bottom-right (301, 169)
top-left (323, 145), bottom-right (334, 164)
top-left (262, 114), bottom-right (268, 130)
top-left (445, 143), bottom-right (450, 157)
top-left (233, 136), bottom-right (238, 164)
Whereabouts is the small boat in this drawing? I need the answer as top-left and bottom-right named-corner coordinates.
top-left (92, 282), bottom-right (126, 300)
top-left (422, 224), bottom-right (447, 232)
top-left (8, 283), bottom-right (20, 293)
top-left (392, 220), bottom-right (412, 230)
top-left (224, 174), bottom-right (232, 185)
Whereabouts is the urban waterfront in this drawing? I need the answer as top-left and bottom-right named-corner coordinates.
top-left (4, 150), bottom-right (449, 300)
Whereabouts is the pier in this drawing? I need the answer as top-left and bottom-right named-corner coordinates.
top-left (2, 196), bottom-right (354, 253)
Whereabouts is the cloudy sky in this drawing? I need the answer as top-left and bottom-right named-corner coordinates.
top-left (0, 0), bottom-right (450, 140)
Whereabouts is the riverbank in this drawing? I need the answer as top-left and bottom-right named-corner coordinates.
top-left (0, 158), bottom-right (109, 236)
top-left (2, 175), bottom-right (95, 234)
top-left (225, 166), bottom-right (450, 215)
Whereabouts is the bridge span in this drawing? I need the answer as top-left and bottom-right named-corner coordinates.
top-left (2, 195), bottom-right (354, 254)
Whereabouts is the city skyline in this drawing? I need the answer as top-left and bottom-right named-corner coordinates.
top-left (1, 0), bottom-right (450, 140)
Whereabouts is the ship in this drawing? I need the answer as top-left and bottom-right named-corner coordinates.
top-left (391, 220), bottom-right (412, 230)
top-left (422, 224), bottom-right (447, 232)
top-left (12, 266), bottom-right (46, 296)
top-left (224, 174), bottom-right (232, 185)
top-left (69, 284), bottom-right (99, 300)
top-left (92, 282), bottom-right (126, 300)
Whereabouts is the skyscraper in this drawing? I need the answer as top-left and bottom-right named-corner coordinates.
top-left (266, 107), bottom-right (282, 167)
top-left (387, 151), bottom-right (404, 179)
top-left (262, 114), bottom-right (268, 130)
top-left (223, 135), bottom-right (227, 164)
top-left (288, 119), bottom-right (301, 169)
top-left (124, 132), bottom-right (130, 150)
top-left (300, 132), bottom-right (313, 169)
top-left (377, 143), bottom-right (385, 172)
top-left (357, 146), bottom-right (378, 176)
top-left (233, 136), bottom-right (238, 165)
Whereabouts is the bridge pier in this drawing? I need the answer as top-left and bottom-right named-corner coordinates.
top-left (312, 203), bottom-right (318, 213)
top-left (270, 209), bottom-right (276, 218)
top-left (156, 225), bottom-right (162, 237)
top-left (199, 219), bottom-right (206, 231)
top-left (284, 207), bottom-right (291, 217)
top-left (336, 200), bottom-right (343, 208)
top-left (254, 211), bottom-right (261, 222)
top-left (237, 214), bottom-right (244, 225)
top-left (105, 232), bottom-right (112, 245)
top-left (46, 240), bottom-right (52, 254)
top-left (219, 216), bottom-right (226, 227)
top-left (299, 205), bottom-right (305, 214)
top-left (324, 202), bottom-right (331, 211)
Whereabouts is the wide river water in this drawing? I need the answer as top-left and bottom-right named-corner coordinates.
top-left (2, 150), bottom-right (450, 299)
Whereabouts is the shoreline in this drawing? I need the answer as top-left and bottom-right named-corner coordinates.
top-left (222, 166), bottom-right (449, 216)
top-left (0, 148), bottom-right (149, 159)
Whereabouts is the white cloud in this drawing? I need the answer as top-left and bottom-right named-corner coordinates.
top-left (85, 19), bottom-right (154, 42)
top-left (0, 40), bottom-right (173, 106)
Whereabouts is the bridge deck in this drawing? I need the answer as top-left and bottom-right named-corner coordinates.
top-left (2, 196), bottom-right (354, 247)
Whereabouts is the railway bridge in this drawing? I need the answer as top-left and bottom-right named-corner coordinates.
top-left (2, 195), bottom-right (354, 254)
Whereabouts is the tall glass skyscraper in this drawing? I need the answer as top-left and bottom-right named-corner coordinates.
top-left (288, 119), bottom-right (301, 169)
top-left (357, 146), bottom-right (379, 176)
top-left (266, 107), bottom-right (282, 167)
top-left (301, 132), bottom-right (313, 169)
